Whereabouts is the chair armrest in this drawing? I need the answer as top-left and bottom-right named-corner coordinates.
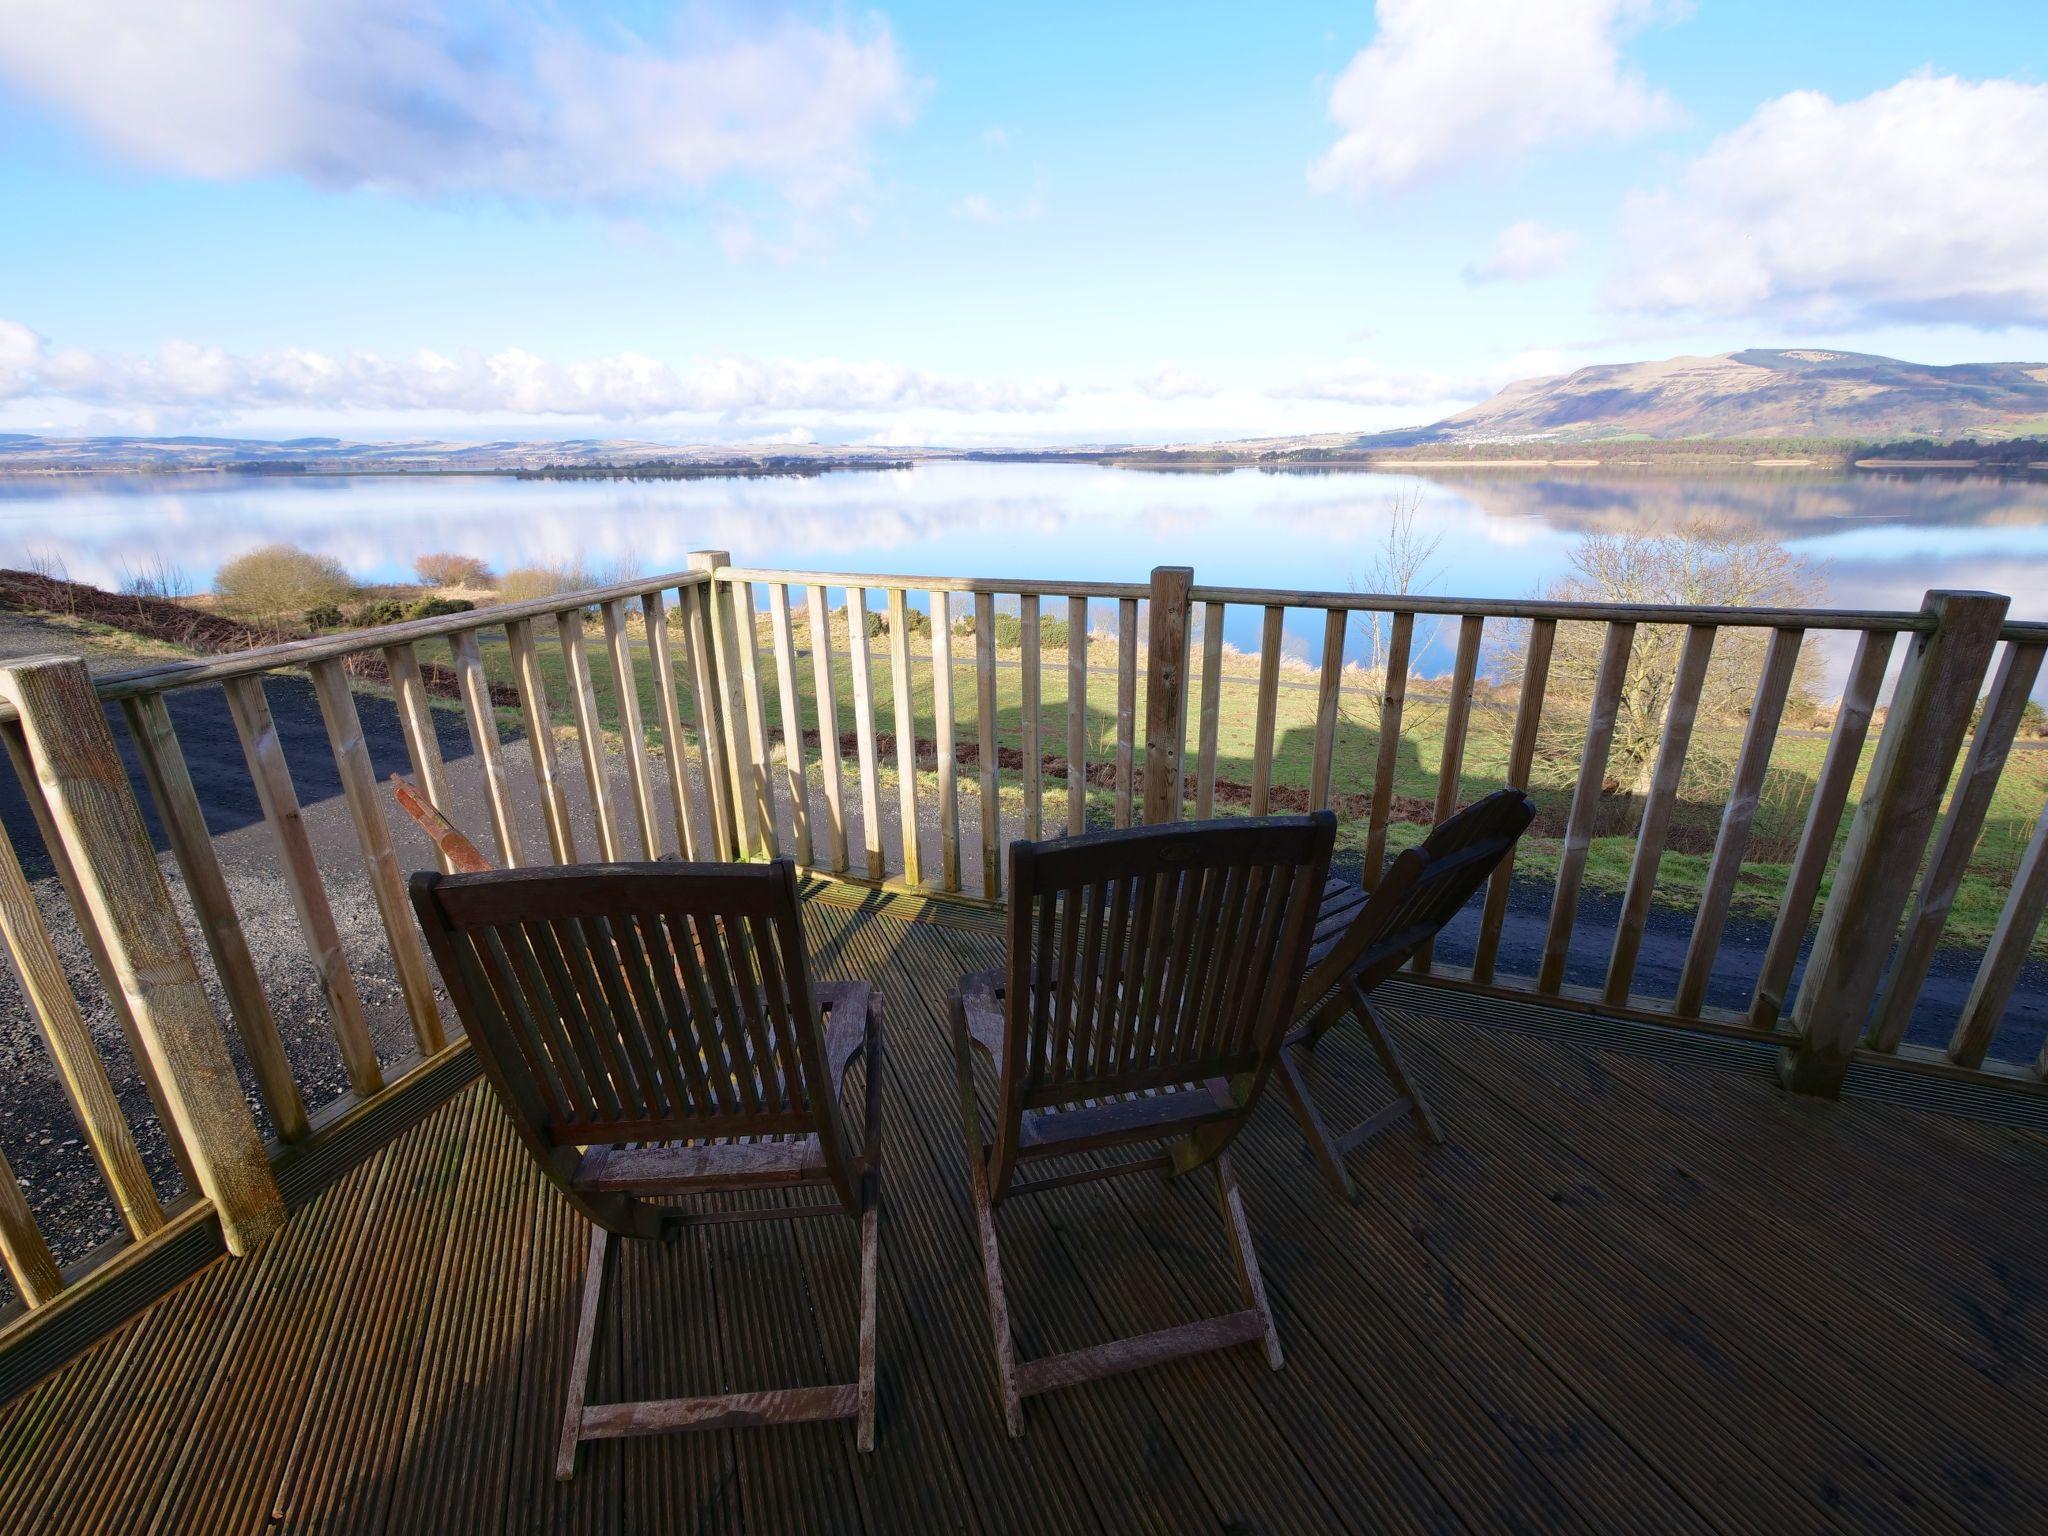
top-left (953, 969), bottom-right (1007, 1058)
top-left (817, 980), bottom-right (875, 1097)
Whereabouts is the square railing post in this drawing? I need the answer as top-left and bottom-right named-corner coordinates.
top-left (687, 551), bottom-right (753, 861)
top-left (0, 657), bottom-right (285, 1253)
top-left (1782, 591), bottom-right (2008, 1095)
top-left (1142, 567), bottom-right (1194, 825)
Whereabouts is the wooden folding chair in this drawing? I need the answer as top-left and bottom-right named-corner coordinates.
top-left (950, 812), bottom-right (1336, 1434)
top-left (409, 859), bottom-right (883, 1476)
top-left (1275, 788), bottom-right (1536, 1199)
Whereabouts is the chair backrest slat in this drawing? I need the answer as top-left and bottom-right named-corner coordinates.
top-left (412, 860), bottom-right (859, 1216)
top-left (999, 814), bottom-right (1335, 1124)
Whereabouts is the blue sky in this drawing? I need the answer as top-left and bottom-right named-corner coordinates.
top-left (1, 0), bottom-right (2045, 444)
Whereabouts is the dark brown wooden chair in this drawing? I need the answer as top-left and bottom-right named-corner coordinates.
top-left (950, 812), bottom-right (1336, 1434)
top-left (409, 859), bottom-right (883, 1477)
top-left (1275, 788), bottom-right (1536, 1199)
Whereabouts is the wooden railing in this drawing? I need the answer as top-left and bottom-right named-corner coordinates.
top-left (0, 564), bottom-right (727, 1342)
top-left (0, 551), bottom-right (2044, 1363)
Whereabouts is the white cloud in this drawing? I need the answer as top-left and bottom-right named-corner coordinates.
top-left (0, 322), bottom-right (1068, 422)
top-left (1464, 221), bottom-right (1580, 283)
top-left (1310, 0), bottom-right (1680, 194)
top-left (1610, 74), bottom-right (2048, 326)
top-left (953, 169), bottom-right (1046, 224)
top-left (0, 1), bottom-right (916, 211)
top-left (1138, 364), bottom-right (1218, 400)
top-left (1283, 358), bottom-right (1478, 408)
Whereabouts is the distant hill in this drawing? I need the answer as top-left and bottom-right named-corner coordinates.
top-left (1373, 349), bottom-right (2048, 445)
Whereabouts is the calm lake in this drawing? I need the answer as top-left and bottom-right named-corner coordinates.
top-left (7, 460), bottom-right (2048, 689)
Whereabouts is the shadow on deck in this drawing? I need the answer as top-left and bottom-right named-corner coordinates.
top-left (2, 887), bottom-right (2046, 1534)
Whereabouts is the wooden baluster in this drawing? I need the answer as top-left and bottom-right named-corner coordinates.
top-left (381, 642), bottom-right (455, 873)
top-left (1309, 610), bottom-right (1347, 811)
top-left (555, 608), bottom-right (618, 862)
top-left (1472, 617), bottom-right (1554, 985)
top-left (1951, 793), bottom-right (2048, 1071)
top-left (1195, 602), bottom-right (1225, 821)
top-left (122, 693), bottom-right (308, 1142)
top-left (1021, 594), bottom-right (1043, 840)
top-left (767, 584), bottom-right (813, 868)
top-left (1067, 595), bottom-right (1088, 836)
top-left (680, 578), bottom-right (737, 859)
top-left (1749, 629), bottom-right (1894, 1030)
top-left (1602, 625), bottom-right (1715, 1004)
top-left (886, 588), bottom-right (922, 886)
top-left (1115, 597), bottom-right (1138, 827)
top-left (602, 600), bottom-right (662, 860)
top-left (806, 585), bottom-right (850, 874)
top-left (1674, 628), bottom-right (1805, 1016)
top-left (1, 722), bottom-right (197, 1192)
top-left (222, 674), bottom-right (384, 1095)
top-left (1250, 606), bottom-right (1284, 816)
top-left (1785, 592), bottom-right (2007, 1094)
top-left (449, 629), bottom-right (526, 868)
top-left (0, 799), bottom-right (166, 1233)
top-left (975, 592), bottom-right (1002, 899)
top-left (504, 619), bottom-right (577, 864)
top-left (732, 581), bottom-right (780, 859)
top-left (1363, 611), bottom-right (1414, 881)
top-left (0, 1146), bottom-right (61, 1306)
top-left (1143, 567), bottom-right (1193, 825)
top-left (848, 589), bottom-right (886, 879)
top-left (309, 659), bottom-right (445, 1055)
top-left (0, 657), bottom-right (284, 1255)
top-left (639, 590), bottom-right (702, 860)
top-left (932, 590), bottom-right (960, 890)
top-left (1868, 638), bottom-right (2048, 1051)
top-left (1537, 622), bottom-right (1635, 995)
top-left (1414, 613), bottom-right (1486, 973)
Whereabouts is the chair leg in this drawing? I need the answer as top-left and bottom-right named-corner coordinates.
top-left (856, 1182), bottom-right (881, 1451)
top-left (856, 999), bottom-right (885, 1453)
top-left (557, 1224), bottom-right (616, 1481)
top-left (1273, 1045), bottom-right (1355, 1201)
top-left (1214, 1152), bottom-right (1283, 1370)
top-left (966, 1150), bottom-right (1025, 1436)
top-left (953, 996), bottom-right (1024, 1436)
top-left (1351, 987), bottom-right (1441, 1145)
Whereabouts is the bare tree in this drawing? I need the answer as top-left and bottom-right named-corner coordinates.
top-left (1496, 516), bottom-right (1824, 796)
top-left (1350, 485), bottom-right (1453, 734)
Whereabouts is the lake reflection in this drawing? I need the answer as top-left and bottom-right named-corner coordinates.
top-left (6, 461), bottom-right (2048, 690)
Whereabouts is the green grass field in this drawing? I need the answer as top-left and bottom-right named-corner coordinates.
top-left (406, 607), bottom-right (2048, 956)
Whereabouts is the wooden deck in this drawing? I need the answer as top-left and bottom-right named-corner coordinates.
top-left (2, 887), bottom-right (2046, 1535)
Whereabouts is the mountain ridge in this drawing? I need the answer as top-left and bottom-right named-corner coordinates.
top-left (1368, 348), bottom-right (2048, 446)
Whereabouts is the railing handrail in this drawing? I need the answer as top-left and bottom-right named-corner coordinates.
top-left (0, 565), bottom-right (717, 718)
top-left (717, 565), bottom-right (1939, 634)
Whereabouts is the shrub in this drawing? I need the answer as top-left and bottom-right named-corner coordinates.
top-left (414, 552), bottom-right (494, 588)
top-left (350, 598), bottom-right (405, 628)
top-left (214, 544), bottom-right (353, 625)
top-left (496, 561), bottom-right (596, 605)
top-left (986, 612), bottom-right (1069, 651)
top-left (406, 596), bottom-right (474, 621)
top-left (302, 604), bottom-right (345, 630)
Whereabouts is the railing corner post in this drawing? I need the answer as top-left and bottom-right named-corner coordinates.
top-left (687, 551), bottom-right (746, 861)
top-left (0, 655), bottom-right (285, 1253)
top-left (1782, 590), bottom-right (2009, 1096)
top-left (1142, 566), bottom-right (1194, 825)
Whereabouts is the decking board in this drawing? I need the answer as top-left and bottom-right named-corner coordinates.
top-left (0, 895), bottom-right (2043, 1534)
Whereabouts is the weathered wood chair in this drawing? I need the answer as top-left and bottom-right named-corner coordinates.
top-left (1275, 788), bottom-right (1536, 1199)
top-left (950, 811), bottom-right (1336, 1434)
top-left (409, 859), bottom-right (883, 1477)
